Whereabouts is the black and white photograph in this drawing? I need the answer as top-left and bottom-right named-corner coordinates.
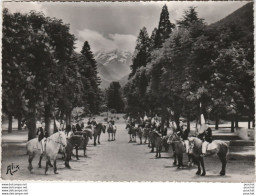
top-left (1, 1), bottom-right (255, 183)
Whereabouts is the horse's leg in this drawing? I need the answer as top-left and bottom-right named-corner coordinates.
top-left (187, 154), bottom-right (191, 166)
top-left (76, 146), bottom-right (79, 160)
top-left (28, 153), bottom-right (34, 172)
top-left (200, 157), bottom-right (206, 176)
top-left (38, 154), bottom-right (43, 168)
top-left (53, 159), bottom-right (58, 174)
top-left (144, 137), bottom-right (147, 144)
top-left (218, 153), bottom-right (227, 176)
top-left (94, 135), bottom-right (97, 146)
top-left (171, 144), bottom-right (177, 165)
top-left (177, 153), bottom-right (183, 168)
top-left (140, 136), bottom-right (142, 144)
top-left (112, 133), bottom-right (113, 141)
top-left (98, 135), bottom-right (100, 144)
top-left (114, 132), bottom-right (116, 141)
top-left (45, 156), bottom-right (50, 175)
top-left (159, 145), bottom-right (162, 158)
top-left (151, 143), bottom-right (154, 153)
top-left (65, 151), bottom-right (71, 169)
top-left (84, 141), bottom-right (87, 157)
top-left (195, 157), bottom-right (201, 175)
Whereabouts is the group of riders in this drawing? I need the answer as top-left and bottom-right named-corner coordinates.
top-left (35, 117), bottom-right (117, 153)
top-left (126, 114), bottom-right (213, 157)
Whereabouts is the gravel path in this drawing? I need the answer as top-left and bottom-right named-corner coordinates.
top-left (1, 123), bottom-right (255, 182)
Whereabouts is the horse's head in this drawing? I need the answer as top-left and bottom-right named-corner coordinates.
top-left (97, 123), bottom-right (106, 133)
top-left (58, 131), bottom-right (67, 147)
top-left (85, 130), bottom-right (93, 139)
top-left (167, 132), bottom-right (179, 144)
top-left (102, 124), bottom-right (106, 133)
top-left (187, 137), bottom-right (196, 154)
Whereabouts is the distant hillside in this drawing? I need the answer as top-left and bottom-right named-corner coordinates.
top-left (209, 2), bottom-right (253, 44)
top-left (210, 2), bottom-right (253, 30)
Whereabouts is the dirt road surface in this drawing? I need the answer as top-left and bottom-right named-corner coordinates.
top-left (1, 123), bottom-right (255, 182)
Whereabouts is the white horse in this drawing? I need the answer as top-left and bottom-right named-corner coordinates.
top-left (26, 131), bottom-right (67, 174)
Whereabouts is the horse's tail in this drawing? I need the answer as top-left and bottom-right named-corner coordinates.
top-left (26, 141), bottom-right (31, 155)
top-left (223, 141), bottom-right (230, 156)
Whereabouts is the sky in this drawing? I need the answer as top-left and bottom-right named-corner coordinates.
top-left (3, 1), bottom-right (249, 53)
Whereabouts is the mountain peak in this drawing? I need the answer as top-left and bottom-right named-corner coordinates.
top-left (95, 49), bottom-right (132, 89)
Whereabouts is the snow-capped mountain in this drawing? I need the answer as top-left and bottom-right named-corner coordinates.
top-left (95, 49), bottom-right (132, 89)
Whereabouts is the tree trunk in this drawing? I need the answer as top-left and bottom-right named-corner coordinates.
top-left (235, 113), bottom-right (239, 128)
top-left (166, 111), bottom-right (170, 127)
top-left (69, 110), bottom-right (72, 125)
top-left (27, 106), bottom-right (37, 141)
top-left (66, 110), bottom-right (72, 126)
top-left (248, 116), bottom-right (251, 129)
top-left (215, 113), bottom-right (219, 130)
top-left (161, 107), bottom-right (167, 131)
top-left (8, 114), bottom-right (12, 133)
top-left (253, 118), bottom-right (255, 127)
top-left (174, 112), bottom-right (180, 131)
top-left (186, 112), bottom-right (190, 132)
top-left (44, 104), bottom-right (52, 135)
top-left (17, 115), bottom-right (22, 131)
top-left (231, 118), bottom-right (235, 133)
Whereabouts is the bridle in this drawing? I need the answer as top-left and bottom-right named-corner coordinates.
top-left (48, 132), bottom-right (66, 147)
top-left (167, 132), bottom-right (179, 143)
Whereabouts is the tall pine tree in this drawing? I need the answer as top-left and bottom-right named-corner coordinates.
top-left (154, 5), bottom-right (175, 48)
top-left (129, 27), bottom-right (150, 78)
top-left (80, 41), bottom-right (101, 114)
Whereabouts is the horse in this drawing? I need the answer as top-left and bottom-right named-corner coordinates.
top-left (67, 135), bottom-right (85, 160)
top-left (125, 123), bottom-right (136, 142)
top-left (93, 123), bottom-right (106, 146)
top-left (64, 141), bottom-right (74, 169)
top-left (74, 129), bottom-right (93, 157)
top-left (135, 126), bottom-right (143, 144)
top-left (167, 132), bottom-right (193, 168)
top-left (107, 123), bottom-right (116, 141)
top-left (27, 131), bottom-right (67, 174)
top-left (151, 130), bottom-right (162, 158)
top-left (143, 127), bottom-right (152, 147)
top-left (162, 136), bottom-right (170, 152)
top-left (188, 137), bottom-right (229, 176)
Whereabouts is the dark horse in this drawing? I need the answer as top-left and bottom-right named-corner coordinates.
top-left (151, 130), bottom-right (162, 158)
top-left (93, 123), bottom-right (106, 146)
top-left (167, 132), bottom-right (193, 168)
top-left (143, 127), bottom-right (152, 147)
top-left (188, 137), bottom-right (229, 176)
top-left (73, 129), bottom-right (93, 158)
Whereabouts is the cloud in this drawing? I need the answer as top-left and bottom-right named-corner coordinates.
top-left (3, 2), bottom-right (47, 14)
top-left (76, 29), bottom-right (136, 53)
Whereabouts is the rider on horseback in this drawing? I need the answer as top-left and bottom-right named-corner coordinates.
top-left (36, 126), bottom-right (49, 153)
top-left (176, 123), bottom-right (190, 153)
top-left (109, 117), bottom-right (115, 125)
top-left (199, 126), bottom-right (213, 157)
top-left (87, 118), bottom-right (92, 126)
top-left (91, 118), bottom-right (97, 128)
